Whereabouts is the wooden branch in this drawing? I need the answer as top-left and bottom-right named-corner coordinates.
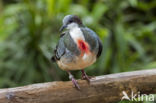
top-left (0, 69), bottom-right (156, 103)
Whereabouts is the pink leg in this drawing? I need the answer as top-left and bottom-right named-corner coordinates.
top-left (67, 71), bottom-right (80, 90)
top-left (81, 70), bottom-right (90, 82)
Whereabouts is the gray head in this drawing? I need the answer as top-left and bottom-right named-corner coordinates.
top-left (60, 15), bottom-right (83, 32)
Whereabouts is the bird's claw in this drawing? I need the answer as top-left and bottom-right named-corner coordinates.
top-left (81, 70), bottom-right (90, 83)
top-left (82, 75), bottom-right (90, 83)
top-left (71, 78), bottom-right (80, 90)
top-left (68, 71), bottom-right (80, 90)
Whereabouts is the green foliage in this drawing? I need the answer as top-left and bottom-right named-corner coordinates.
top-left (0, 0), bottom-right (155, 91)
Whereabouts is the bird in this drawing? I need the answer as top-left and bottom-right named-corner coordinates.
top-left (51, 15), bottom-right (103, 89)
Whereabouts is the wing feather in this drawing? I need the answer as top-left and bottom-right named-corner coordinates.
top-left (51, 33), bottom-right (66, 62)
top-left (81, 27), bottom-right (103, 58)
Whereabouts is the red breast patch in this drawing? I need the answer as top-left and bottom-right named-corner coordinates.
top-left (77, 39), bottom-right (90, 56)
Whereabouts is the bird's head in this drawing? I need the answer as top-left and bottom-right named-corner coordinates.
top-left (60, 15), bottom-right (83, 32)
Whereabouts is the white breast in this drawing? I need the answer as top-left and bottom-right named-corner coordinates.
top-left (69, 23), bottom-right (92, 60)
top-left (69, 23), bottom-right (85, 43)
top-left (69, 23), bottom-right (87, 61)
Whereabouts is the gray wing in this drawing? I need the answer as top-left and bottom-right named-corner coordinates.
top-left (63, 31), bottom-right (80, 56)
top-left (51, 33), bottom-right (66, 62)
top-left (51, 31), bottom-right (80, 62)
top-left (81, 27), bottom-right (103, 58)
top-left (96, 38), bottom-right (103, 58)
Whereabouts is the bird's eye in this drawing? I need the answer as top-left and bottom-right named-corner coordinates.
top-left (69, 20), bottom-right (73, 23)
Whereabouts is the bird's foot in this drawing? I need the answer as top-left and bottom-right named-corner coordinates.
top-left (81, 70), bottom-right (90, 83)
top-left (82, 74), bottom-right (90, 83)
top-left (71, 77), bottom-right (80, 90)
top-left (68, 71), bottom-right (80, 90)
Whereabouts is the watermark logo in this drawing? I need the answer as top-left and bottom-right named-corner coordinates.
top-left (121, 91), bottom-right (155, 102)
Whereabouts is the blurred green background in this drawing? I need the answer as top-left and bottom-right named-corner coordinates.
top-left (0, 0), bottom-right (156, 102)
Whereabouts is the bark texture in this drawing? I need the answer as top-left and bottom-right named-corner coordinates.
top-left (0, 69), bottom-right (156, 103)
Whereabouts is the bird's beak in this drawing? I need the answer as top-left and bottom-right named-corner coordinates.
top-left (59, 25), bottom-right (67, 32)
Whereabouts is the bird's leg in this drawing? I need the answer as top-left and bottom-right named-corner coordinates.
top-left (81, 70), bottom-right (90, 82)
top-left (67, 71), bottom-right (80, 90)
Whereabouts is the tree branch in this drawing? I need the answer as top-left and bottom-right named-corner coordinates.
top-left (0, 69), bottom-right (156, 103)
